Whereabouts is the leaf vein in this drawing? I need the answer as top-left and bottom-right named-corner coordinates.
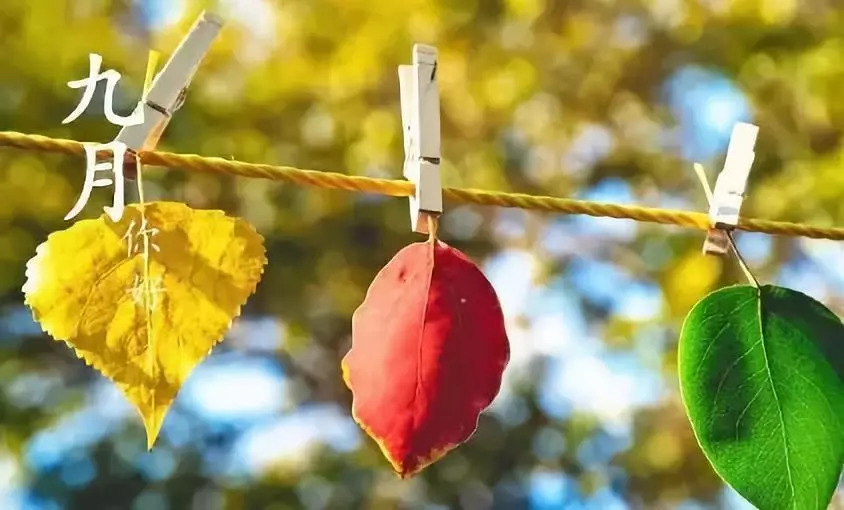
top-left (755, 292), bottom-right (797, 509)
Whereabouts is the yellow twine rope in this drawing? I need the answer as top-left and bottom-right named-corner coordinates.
top-left (2, 130), bottom-right (843, 241)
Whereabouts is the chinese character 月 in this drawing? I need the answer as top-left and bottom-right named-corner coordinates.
top-left (64, 141), bottom-right (127, 222)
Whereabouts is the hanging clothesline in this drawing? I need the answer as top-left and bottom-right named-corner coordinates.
top-left (1, 130), bottom-right (842, 241)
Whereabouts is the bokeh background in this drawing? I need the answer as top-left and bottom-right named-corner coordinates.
top-left (0, 0), bottom-right (843, 508)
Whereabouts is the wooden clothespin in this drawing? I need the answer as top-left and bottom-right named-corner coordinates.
top-left (696, 122), bottom-right (759, 255)
top-left (116, 11), bottom-right (224, 177)
top-left (399, 44), bottom-right (442, 234)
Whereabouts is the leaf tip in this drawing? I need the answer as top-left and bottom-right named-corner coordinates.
top-left (142, 409), bottom-right (166, 450)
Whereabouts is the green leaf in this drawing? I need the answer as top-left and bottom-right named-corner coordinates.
top-left (679, 285), bottom-right (844, 510)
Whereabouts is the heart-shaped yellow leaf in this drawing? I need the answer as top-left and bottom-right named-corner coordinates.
top-left (23, 201), bottom-right (266, 447)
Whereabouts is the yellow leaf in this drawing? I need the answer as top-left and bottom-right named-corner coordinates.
top-left (23, 202), bottom-right (266, 447)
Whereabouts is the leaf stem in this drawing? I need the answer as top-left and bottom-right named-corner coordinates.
top-left (427, 214), bottom-right (439, 244)
top-left (727, 232), bottom-right (760, 288)
top-left (135, 154), bottom-right (156, 431)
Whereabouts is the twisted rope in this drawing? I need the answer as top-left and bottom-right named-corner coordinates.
top-left (2, 131), bottom-right (842, 240)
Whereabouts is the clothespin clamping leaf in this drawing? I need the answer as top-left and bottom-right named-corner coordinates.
top-left (117, 11), bottom-right (223, 179)
top-left (342, 44), bottom-right (509, 478)
top-left (24, 12), bottom-right (271, 451)
top-left (682, 123), bottom-right (844, 510)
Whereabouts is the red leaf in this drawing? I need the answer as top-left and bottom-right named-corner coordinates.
top-left (342, 241), bottom-right (509, 477)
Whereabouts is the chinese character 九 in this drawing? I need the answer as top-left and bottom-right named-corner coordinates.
top-left (65, 141), bottom-right (127, 222)
top-left (62, 53), bottom-right (144, 127)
